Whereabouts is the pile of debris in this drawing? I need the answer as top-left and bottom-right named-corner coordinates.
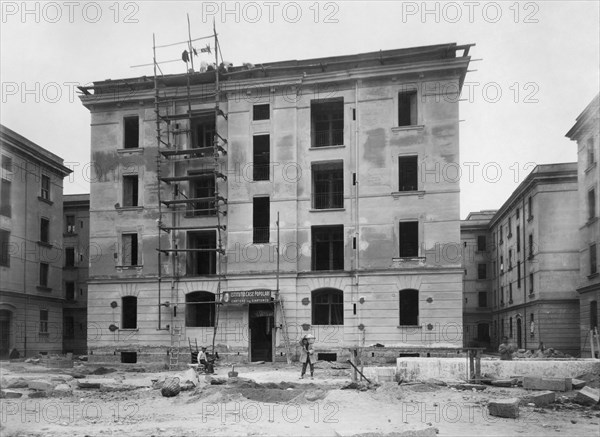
top-left (485, 375), bottom-right (599, 419)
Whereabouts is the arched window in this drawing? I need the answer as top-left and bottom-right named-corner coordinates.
top-left (186, 291), bottom-right (215, 327)
top-left (399, 289), bottom-right (419, 326)
top-left (312, 288), bottom-right (343, 325)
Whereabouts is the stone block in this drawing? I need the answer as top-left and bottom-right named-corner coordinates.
top-left (522, 377), bottom-right (571, 392)
top-left (491, 379), bottom-right (516, 387)
top-left (575, 387), bottom-right (599, 406)
top-left (571, 379), bottom-right (586, 389)
top-left (488, 398), bottom-right (520, 419)
top-left (78, 380), bottom-right (101, 389)
top-left (520, 390), bottom-right (555, 407)
top-left (28, 380), bottom-right (55, 391)
top-left (455, 383), bottom-right (486, 391)
top-left (6, 379), bottom-right (28, 389)
top-left (0, 389), bottom-right (23, 399)
top-left (52, 384), bottom-right (73, 397)
top-left (28, 391), bottom-right (48, 398)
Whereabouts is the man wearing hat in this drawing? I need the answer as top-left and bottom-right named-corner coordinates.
top-left (299, 334), bottom-right (316, 379)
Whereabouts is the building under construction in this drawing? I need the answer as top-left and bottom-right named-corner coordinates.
top-left (79, 31), bottom-right (473, 364)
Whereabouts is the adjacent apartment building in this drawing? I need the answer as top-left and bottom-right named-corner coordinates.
top-left (566, 94), bottom-right (600, 357)
top-left (62, 194), bottom-right (90, 355)
top-left (462, 163), bottom-right (580, 355)
top-left (80, 42), bottom-right (473, 364)
top-left (0, 125), bottom-right (72, 358)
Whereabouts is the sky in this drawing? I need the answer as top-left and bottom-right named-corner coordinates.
top-left (1, 0), bottom-right (599, 218)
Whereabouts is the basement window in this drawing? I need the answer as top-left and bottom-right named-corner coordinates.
top-left (312, 288), bottom-right (343, 325)
top-left (122, 175), bottom-right (139, 207)
top-left (40, 218), bottom-right (50, 244)
top-left (186, 231), bottom-right (217, 276)
top-left (122, 233), bottom-right (139, 266)
top-left (311, 225), bottom-right (344, 271)
top-left (253, 196), bottom-right (270, 244)
top-left (253, 104), bottom-right (270, 121)
top-left (311, 99), bottom-right (344, 147)
top-left (398, 156), bottom-right (418, 191)
top-left (399, 221), bottom-right (419, 258)
top-left (65, 247), bottom-right (75, 267)
top-left (318, 353), bottom-right (337, 362)
top-left (123, 116), bottom-right (139, 149)
top-left (398, 91), bottom-right (417, 127)
top-left (185, 291), bottom-right (216, 327)
top-left (190, 172), bottom-right (215, 216)
top-left (399, 289), bottom-right (419, 326)
top-left (312, 162), bottom-right (343, 209)
top-left (121, 296), bottom-right (137, 329)
top-left (121, 352), bottom-right (137, 363)
top-left (253, 135), bottom-right (270, 181)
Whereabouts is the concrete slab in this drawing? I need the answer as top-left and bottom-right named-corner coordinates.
top-left (0, 390), bottom-right (23, 399)
top-left (491, 379), bottom-right (516, 387)
top-left (575, 387), bottom-right (599, 406)
top-left (396, 358), bottom-right (600, 381)
top-left (27, 380), bottom-right (55, 391)
top-left (522, 377), bottom-right (572, 392)
top-left (488, 398), bottom-right (520, 419)
top-left (520, 390), bottom-right (555, 407)
top-left (572, 378), bottom-right (586, 389)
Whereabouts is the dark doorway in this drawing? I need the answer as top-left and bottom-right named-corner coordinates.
top-left (516, 318), bottom-right (523, 349)
top-left (0, 310), bottom-right (11, 359)
top-left (249, 303), bottom-right (273, 362)
top-left (477, 323), bottom-right (490, 342)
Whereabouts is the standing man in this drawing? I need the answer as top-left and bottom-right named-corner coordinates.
top-left (499, 336), bottom-right (516, 360)
top-left (299, 334), bottom-right (316, 379)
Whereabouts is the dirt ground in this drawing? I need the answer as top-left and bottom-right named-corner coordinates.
top-left (1, 360), bottom-right (599, 436)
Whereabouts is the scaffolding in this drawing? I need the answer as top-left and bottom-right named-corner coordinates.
top-left (148, 17), bottom-right (292, 367)
top-left (152, 18), bottom-right (227, 367)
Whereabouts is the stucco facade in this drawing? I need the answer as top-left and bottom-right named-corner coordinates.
top-left (80, 43), bottom-right (473, 364)
top-left (0, 125), bottom-right (72, 358)
top-left (566, 94), bottom-right (600, 357)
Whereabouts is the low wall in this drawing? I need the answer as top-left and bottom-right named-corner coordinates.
top-left (395, 357), bottom-right (600, 381)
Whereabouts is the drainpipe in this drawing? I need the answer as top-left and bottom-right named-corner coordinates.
top-left (23, 161), bottom-right (28, 357)
top-left (522, 195), bottom-right (527, 350)
top-left (354, 81), bottom-right (360, 349)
